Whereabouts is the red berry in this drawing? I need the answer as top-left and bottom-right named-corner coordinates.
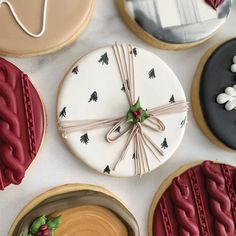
top-left (39, 224), bottom-right (48, 231)
top-left (42, 230), bottom-right (51, 236)
top-left (35, 225), bottom-right (51, 236)
top-left (35, 232), bottom-right (43, 236)
top-left (133, 109), bottom-right (141, 118)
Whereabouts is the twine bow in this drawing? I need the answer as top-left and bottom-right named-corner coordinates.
top-left (58, 43), bottom-right (187, 176)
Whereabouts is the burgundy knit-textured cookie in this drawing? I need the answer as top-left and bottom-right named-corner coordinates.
top-left (150, 161), bottom-right (236, 236)
top-left (0, 58), bottom-right (45, 190)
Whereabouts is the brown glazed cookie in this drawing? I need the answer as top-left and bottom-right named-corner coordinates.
top-left (9, 184), bottom-right (140, 236)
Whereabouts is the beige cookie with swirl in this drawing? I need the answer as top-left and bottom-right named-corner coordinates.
top-left (0, 0), bottom-right (94, 57)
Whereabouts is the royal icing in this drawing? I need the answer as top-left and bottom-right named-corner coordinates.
top-left (205, 0), bottom-right (225, 9)
top-left (217, 56), bottom-right (236, 111)
top-left (50, 206), bottom-right (128, 236)
top-left (199, 39), bottom-right (236, 150)
top-left (231, 57), bottom-right (236, 72)
top-left (0, 58), bottom-right (45, 190)
top-left (217, 85), bottom-right (236, 111)
top-left (57, 44), bottom-right (187, 177)
top-left (0, 0), bottom-right (94, 56)
top-left (0, 0), bottom-right (48, 38)
top-left (20, 215), bottom-right (62, 236)
top-left (152, 161), bottom-right (236, 236)
top-left (14, 186), bottom-right (140, 236)
top-left (122, 0), bottom-right (231, 44)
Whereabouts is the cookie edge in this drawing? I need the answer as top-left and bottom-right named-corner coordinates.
top-left (115, 0), bottom-right (222, 50)
top-left (191, 38), bottom-right (235, 151)
top-left (0, 1), bottom-right (95, 57)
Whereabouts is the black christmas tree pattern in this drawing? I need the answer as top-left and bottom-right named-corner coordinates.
top-left (121, 80), bottom-right (130, 91)
top-left (98, 52), bottom-right (109, 65)
top-left (88, 91), bottom-right (98, 102)
top-left (103, 165), bottom-right (111, 174)
top-left (130, 48), bottom-right (137, 57)
top-left (59, 107), bottom-right (67, 118)
top-left (72, 66), bottom-right (79, 74)
top-left (169, 95), bottom-right (175, 104)
top-left (180, 116), bottom-right (187, 128)
top-left (161, 138), bottom-right (168, 149)
top-left (80, 133), bottom-right (89, 144)
top-left (115, 126), bottom-right (121, 133)
top-left (148, 68), bottom-right (156, 79)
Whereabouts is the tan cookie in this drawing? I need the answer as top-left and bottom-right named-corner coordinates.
top-left (0, 0), bottom-right (94, 57)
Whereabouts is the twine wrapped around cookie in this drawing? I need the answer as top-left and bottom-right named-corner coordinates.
top-left (58, 43), bottom-right (188, 176)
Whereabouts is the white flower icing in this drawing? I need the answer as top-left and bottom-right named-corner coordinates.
top-left (231, 64), bottom-right (236, 73)
top-left (217, 85), bottom-right (236, 111)
top-left (231, 55), bottom-right (236, 72)
top-left (233, 55), bottom-right (236, 64)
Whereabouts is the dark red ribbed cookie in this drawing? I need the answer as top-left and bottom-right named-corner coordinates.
top-left (0, 58), bottom-right (45, 190)
top-left (150, 161), bottom-right (236, 236)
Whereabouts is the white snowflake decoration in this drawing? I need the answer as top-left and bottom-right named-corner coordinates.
top-left (217, 85), bottom-right (236, 111)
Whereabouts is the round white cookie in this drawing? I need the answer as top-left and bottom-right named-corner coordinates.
top-left (57, 45), bottom-right (187, 177)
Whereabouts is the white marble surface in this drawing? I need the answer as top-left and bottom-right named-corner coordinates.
top-left (1, 0), bottom-right (236, 235)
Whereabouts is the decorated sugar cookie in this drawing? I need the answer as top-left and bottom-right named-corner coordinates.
top-left (116, 0), bottom-right (232, 49)
top-left (149, 161), bottom-right (236, 236)
top-left (0, 58), bottom-right (45, 190)
top-left (0, 0), bottom-right (94, 56)
top-left (10, 184), bottom-right (139, 236)
top-left (57, 44), bottom-right (187, 177)
top-left (192, 38), bottom-right (236, 150)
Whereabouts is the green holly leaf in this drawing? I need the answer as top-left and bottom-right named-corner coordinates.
top-left (29, 216), bottom-right (47, 234)
top-left (19, 233), bottom-right (27, 236)
top-left (130, 97), bottom-right (140, 112)
top-left (19, 232), bottom-right (32, 236)
top-left (127, 111), bottom-right (134, 123)
top-left (47, 216), bottom-right (62, 230)
top-left (126, 98), bottom-right (149, 124)
top-left (140, 109), bottom-right (150, 123)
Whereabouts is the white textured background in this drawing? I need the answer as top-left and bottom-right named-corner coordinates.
top-left (1, 1), bottom-right (236, 235)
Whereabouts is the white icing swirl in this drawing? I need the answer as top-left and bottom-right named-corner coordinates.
top-left (0, 0), bottom-right (48, 38)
